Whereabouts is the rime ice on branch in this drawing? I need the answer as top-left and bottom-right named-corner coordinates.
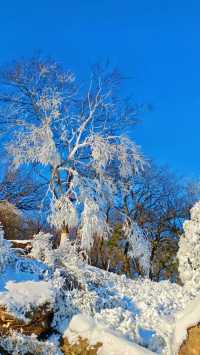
top-left (123, 220), bottom-right (151, 277)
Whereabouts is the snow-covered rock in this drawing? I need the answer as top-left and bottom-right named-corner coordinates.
top-left (0, 280), bottom-right (54, 336)
top-left (63, 313), bottom-right (155, 355)
top-left (10, 239), bottom-right (32, 253)
top-left (0, 280), bottom-right (54, 321)
top-left (172, 295), bottom-right (200, 355)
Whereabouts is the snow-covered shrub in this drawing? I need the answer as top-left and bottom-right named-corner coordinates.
top-left (54, 237), bottom-right (82, 269)
top-left (30, 232), bottom-right (54, 266)
top-left (178, 201), bottom-right (200, 289)
top-left (0, 332), bottom-right (62, 355)
top-left (123, 221), bottom-right (151, 278)
top-left (51, 270), bottom-right (80, 332)
top-left (30, 232), bottom-right (83, 284)
top-left (0, 223), bottom-right (13, 272)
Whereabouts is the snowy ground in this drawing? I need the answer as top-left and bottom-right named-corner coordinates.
top-left (0, 238), bottom-right (199, 355)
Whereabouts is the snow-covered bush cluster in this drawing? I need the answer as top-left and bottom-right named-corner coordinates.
top-left (30, 231), bottom-right (54, 265)
top-left (178, 201), bottom-right (200, 293)
top-left (50, 258), bottom-right (195, 354)
top-left (0, 332), bottom-right (62, 355)
top-left (0, 229), bottom-right (52, 294)
top-left (30, 232), bottom-right (83, 275)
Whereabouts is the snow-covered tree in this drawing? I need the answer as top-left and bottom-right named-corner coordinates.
top-left (0, 57), bottom-right (144, 250)
top-left (177, 201), bottom-right (200, 289)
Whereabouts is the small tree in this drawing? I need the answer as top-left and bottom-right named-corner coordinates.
top-left (0, 57), bottom-right (144, 250)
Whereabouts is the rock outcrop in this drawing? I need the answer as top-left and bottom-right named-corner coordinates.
top-left (172, 295), bottom-right (200, 355)
top-left (0, 303), bottom-right (52, 336)
top-left (0, 281), bottom-right (54, 337)
top-left (178, 323), bottom-right (200, 355)
top-left (10, 240), bottom-right (32, 253)
top-left (62, 336), bottom-right (102, 355)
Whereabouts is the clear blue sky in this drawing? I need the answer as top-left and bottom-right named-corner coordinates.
top-left (0, 1), bottom-right (199, 177)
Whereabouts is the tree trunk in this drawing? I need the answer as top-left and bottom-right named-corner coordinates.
top-left (60, 225), bottom-right (69, 245)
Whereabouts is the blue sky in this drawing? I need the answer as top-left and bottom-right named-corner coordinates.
top-left (0, 1), bottom-right (199, 177)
